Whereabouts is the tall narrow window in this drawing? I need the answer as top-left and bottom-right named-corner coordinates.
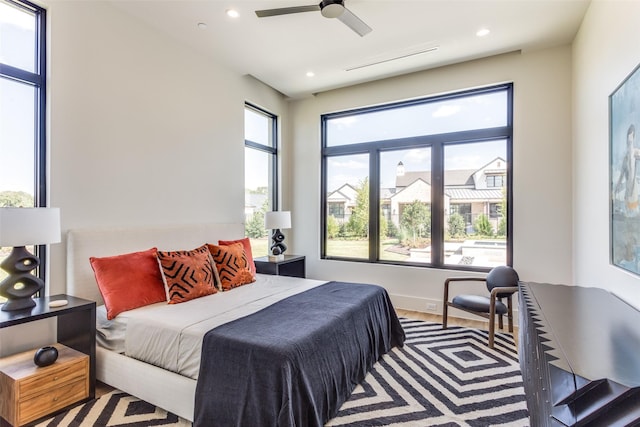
top-left (0, 0), bottom-right (47, 296)
top-left (322, 84), bottom-right (513, 271)
top-left (244, 104), bottom-right (277, 257)
top-left (379, 148), bottom-right (431, 262)
top-left (443, 141), bottom-right (508, 268)
top-left (325, 153), bottom-right (369, 260)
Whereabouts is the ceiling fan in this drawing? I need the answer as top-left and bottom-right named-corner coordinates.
top-left (255, 0), bottom-right (372, 37)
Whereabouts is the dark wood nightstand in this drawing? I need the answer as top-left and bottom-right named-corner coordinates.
top-left (255, 255), bottom-right (306, 278)
top-left (0, 295), bottom-right (96, 426)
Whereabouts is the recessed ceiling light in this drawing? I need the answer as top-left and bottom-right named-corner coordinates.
top-left (197, 22), bottom-right (208, 30)
top-left (306, 71), bottom-right (315, 77)
top-left (476, 28), bottom-right (490, 37)
top-left (226, 9), bottom-right (239, 18)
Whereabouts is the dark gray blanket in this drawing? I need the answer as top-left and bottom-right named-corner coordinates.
top-left (194, 281), bottom-right (405, 427)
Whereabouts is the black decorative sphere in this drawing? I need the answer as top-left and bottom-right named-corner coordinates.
top-left (34, 346), bottom-right (58, 367)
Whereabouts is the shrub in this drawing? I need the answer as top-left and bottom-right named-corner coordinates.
top-left (473, 214), bottom-right (494, 237)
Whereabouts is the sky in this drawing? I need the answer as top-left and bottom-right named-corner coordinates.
top-left (0, 1), bottom-right (36, 194)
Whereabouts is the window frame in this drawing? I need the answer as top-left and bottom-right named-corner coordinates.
top-left (0, 0), bottom-right (48, 291)
top-left (244, 102), bottom-right (278, 210)
top-left (321, 84), bottom-right (513, 272)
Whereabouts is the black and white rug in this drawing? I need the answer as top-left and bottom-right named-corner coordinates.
top-left (328, 319), bottom-right (529, 426)
top-left (36, 319), bottom-right (529, 427)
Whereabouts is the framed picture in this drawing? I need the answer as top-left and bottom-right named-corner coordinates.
top-left (610, 62), bottom-right (640, 275)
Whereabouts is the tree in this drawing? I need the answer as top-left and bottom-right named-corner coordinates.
top-left (474, 213), bottom-right (494, 237)
top-left (448, 212), bottom-right (466, 239)
top-left (386, 220), bottom-right (399, 238)
top-left (497, 187), bottom-right (507, 237)
top-left (400, 200), bottom-right (430, 245)
top-left (379, 212), bottom-right (388, 240)
top-left (246, 200), bottom-right (269, 238)
top-left (0, 191), bottom-right (33, 207)
top-left (346, 177), bottom-right (369, 238)
top-left (327, 215), bottom-right (340, 239)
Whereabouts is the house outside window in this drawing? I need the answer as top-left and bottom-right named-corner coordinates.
top-left (244, 103), bottom-right (277, 257)
top-left (321, 84), bottom-right (513, 271)
top-left (0, 0), bottom-right (47, 296)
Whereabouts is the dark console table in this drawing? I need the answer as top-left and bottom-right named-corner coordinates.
top-left (519, 282), bottom-right (640, 426)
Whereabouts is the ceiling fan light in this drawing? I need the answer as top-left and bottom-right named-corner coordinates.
top-left (321, 3), bottom-right (344, 18)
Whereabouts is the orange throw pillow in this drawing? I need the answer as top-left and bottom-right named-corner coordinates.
top-left (208, 243), bottom-right (255, 291)
top-left (90, 248), bottom-right (167, 320)
top-left (218, 237), bottom-right (256, 277)
top-left (157, 245), bottom-right (218, 304)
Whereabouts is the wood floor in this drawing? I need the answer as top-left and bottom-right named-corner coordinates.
top-left (96, 309), bottom-right (518, 398)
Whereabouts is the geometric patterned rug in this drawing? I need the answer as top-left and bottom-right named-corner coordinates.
top-left (36, 318), bottom-right (529, 427)
top-left (328, 318), bottom-right (529, 426)
top-left (34, 391), bottom-right (191, 427)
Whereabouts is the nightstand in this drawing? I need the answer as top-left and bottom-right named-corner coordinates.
top-left (0, 344), bottom-right (89, 426)
top-left (0, 295), bottom-right (95, 426)
top-left (254, 255), bottom-right (306, 278)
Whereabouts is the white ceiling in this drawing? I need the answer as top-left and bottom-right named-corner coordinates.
top-left (110, 0), bottom-right (591, 99)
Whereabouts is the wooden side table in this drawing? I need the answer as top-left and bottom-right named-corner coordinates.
top-left (255, 255), bottom-right (306, 278)
top-left (0, 295), bottom-right (95, 426)
top-left (0, 344), bottom-right (89, 426)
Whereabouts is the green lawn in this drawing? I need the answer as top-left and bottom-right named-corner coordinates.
top-left (326, 239), bottom-right (409, 261)
top-left (248, 238), bottom-right (270, 258)
top-left (250, 237), bottom-right (408, 261)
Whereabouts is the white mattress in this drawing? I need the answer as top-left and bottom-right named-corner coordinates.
top-left (97, 274), bottom-right (327, 379)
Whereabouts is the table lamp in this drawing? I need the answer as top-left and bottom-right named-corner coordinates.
top-left (0, 207), bottom-right (61, 311)
top-left (264, 211), bottom-right (291, 262)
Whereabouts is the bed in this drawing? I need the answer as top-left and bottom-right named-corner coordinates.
top-left (66, 223), bottom-right (405, 426)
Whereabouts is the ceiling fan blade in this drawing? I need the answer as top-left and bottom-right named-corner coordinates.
top-left (337, 6), bottom-right (372, 36)
top-left (255, 5), bottom-right (320, 18)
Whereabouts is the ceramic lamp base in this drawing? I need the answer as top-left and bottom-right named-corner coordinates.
top-left (0, 246), bottom-right (43, 312)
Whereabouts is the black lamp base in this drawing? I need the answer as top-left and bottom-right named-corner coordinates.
top-left (0, 246), bottom-right (43, 312)
top-left (1, 296), bottom-right (37, 311)
top-left (269, 229), bottom-right (287, 256)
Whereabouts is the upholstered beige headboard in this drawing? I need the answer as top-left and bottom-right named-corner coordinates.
top-left (66, 223), bottom-right (245, 305)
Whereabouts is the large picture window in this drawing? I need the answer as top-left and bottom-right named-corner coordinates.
top-left (321, 84), bottom-right (513, 271)
top-left (244, 103), bottom-right (278, 257)
top-left (0, 0), bottom-right (47, 295)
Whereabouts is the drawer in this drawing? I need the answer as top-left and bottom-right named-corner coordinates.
top-left (18, 377), bottom-right (88, 425)
top-left (19, 357), bottom-right (88, 399)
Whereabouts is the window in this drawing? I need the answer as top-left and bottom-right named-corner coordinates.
top-left (0, 0), bottom-right (47, 294)
top-left (325, 153), bottom-right (369, 259)
top-left (244, 103), bottom-right (277, 257)
top-left (487, 175), bottom-right (504, 188)
top-left (322, 84), bottom-right (513, 271)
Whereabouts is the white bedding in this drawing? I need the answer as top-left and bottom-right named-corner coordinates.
top-left (97, 274), bottom-right (327, 379)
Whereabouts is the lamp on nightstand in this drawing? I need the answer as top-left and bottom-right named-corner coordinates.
top-left (265, 211), bottom-right (291, 262)
top-left (0, 207), bottom-right (61, 311)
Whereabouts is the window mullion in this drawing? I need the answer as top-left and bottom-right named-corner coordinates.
top-left (431, 143), bottom-right (444, 267)
top-left (369, 150), bottom-right (379, 261)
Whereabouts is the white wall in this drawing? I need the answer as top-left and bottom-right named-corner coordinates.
top-left (44, 1), bottom-right (287, 295)
top-left (572, 0), bottom-right (640, 309)
top-left (289, 48), bottom-right (574, 313)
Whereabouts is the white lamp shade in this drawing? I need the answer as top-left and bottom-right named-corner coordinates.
top-left (0, 207), bottom-right (61, 247)
top-left (265, 211), bottom-right (291, 230)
